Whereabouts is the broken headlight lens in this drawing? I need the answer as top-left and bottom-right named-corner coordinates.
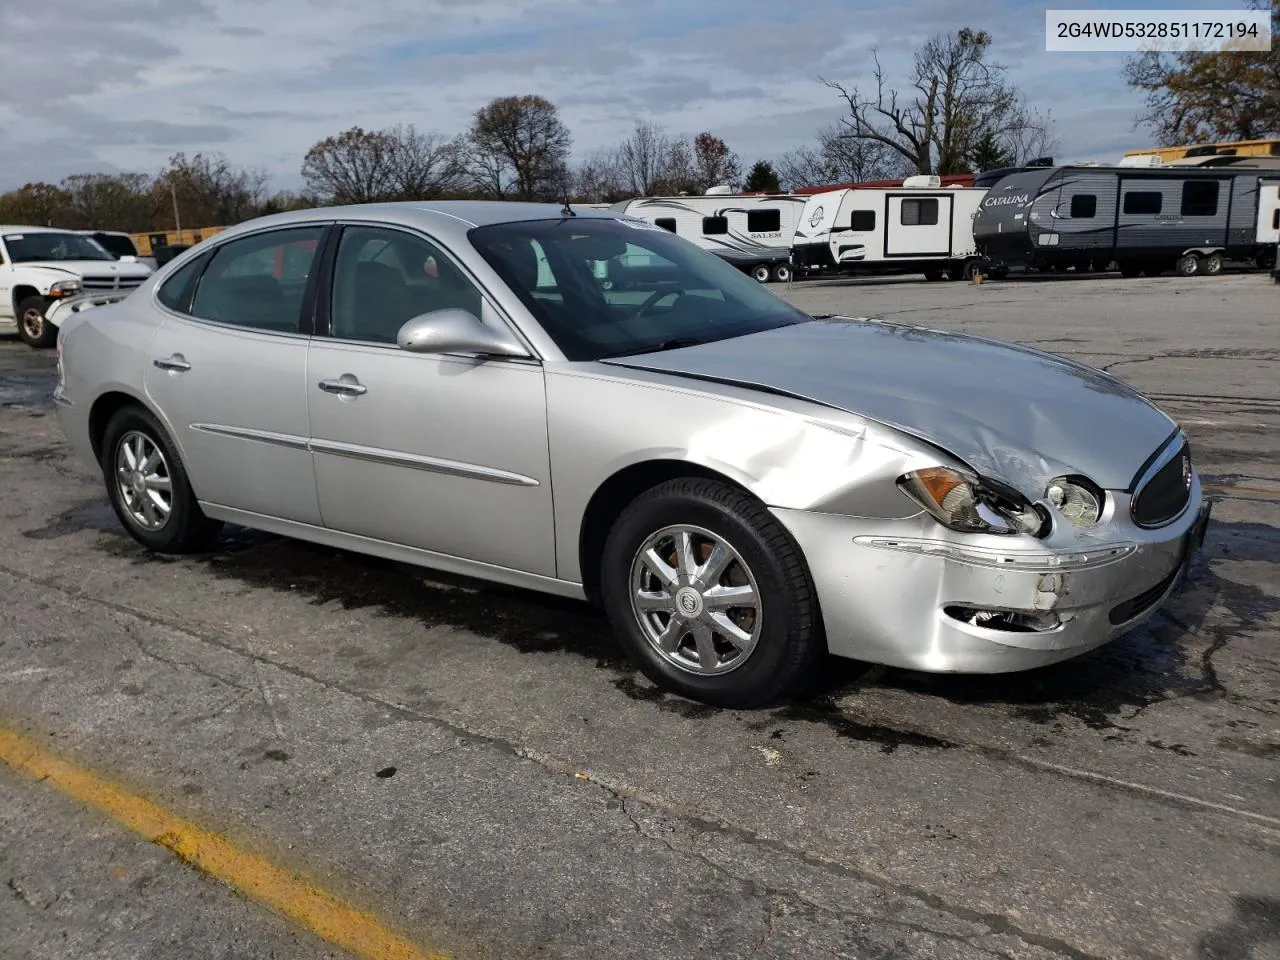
top-left (897, 467), bottom-right (1050, 537)
top-left (1045, 476), bottom-right (1103, 526)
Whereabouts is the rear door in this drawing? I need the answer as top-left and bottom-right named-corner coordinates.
top-left (886, 193), bottom-right (952, 256)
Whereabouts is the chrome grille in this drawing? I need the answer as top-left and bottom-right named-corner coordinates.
top-left (81, 276), bottom-right (145, 291)
top-left (1131, 440), bottom-right (1192, 528)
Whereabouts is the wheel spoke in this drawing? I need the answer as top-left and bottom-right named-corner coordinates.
top-left (702, 584), bottom-right (756, 611)
top-left (117, 465), bottom-right (133, 485)
top-left (132, 436), bottom-right (147, 471)
top-left (674, 531), bottom-right (697, 578)
top-left (641, 548), bottom-right (679, 588)
top-left (141, 448), bottom-right (162, 474)
top-left (146, 475), bottom-right (171, 492)
top-left (140, 495), bottom-right (158, 526)
top-left (707, 612), bottom-right (753, 651)
top-left (655, 617), bottom-right (685, 653)
top-left (121, 442), bottom-right (138, 470)
top-left (634, 590), bottom-right (673, 613)
top-left (691, 622), bottom-right (719, 669)
top-left (696, 542), bottom-right (732, 587)
top-left (147, 489), bottom-right (171, 516)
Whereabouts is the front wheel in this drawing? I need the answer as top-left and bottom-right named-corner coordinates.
top-left (600, 478), bottom-right (824, 708)
top-left (101, 405), bottom-right (223, 553)
top-left (1175, 253), bottom-right (1201, 276)
top-left (17, 296), bottom-right (56, 348)
top-left (750, 264), bottom-right (771, 283)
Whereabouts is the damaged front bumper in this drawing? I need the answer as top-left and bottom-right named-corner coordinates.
top-left (772, 494), bottom-right (1211, 673)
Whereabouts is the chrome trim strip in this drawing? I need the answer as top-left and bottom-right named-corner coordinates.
top-left (189, 423), bottom-right (310, 451)
top-left (309, 438), bottom-right (540, 486)
top-left (854, 536), bottom-right (1138, 571)
top-left (189, 423), bottom-right (538, 487)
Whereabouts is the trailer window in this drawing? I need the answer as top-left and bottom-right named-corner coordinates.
top-left (703, 216), bottom-right (728, 235)
top-left (1123, 192), bottom-right (1162, 215)
top-left (654, 218), bottom-right (677, 233)
top-left (746, 209), bottom-right (781, 233)
top-left (1180, 181), bottom-right (1219, 217)
top-left (1274, 210), bottom-right (1279, 230)
top-left (901, 198), bottom-right (938, 226)
top-left (1069, 195), bottom-right (1097, 218)
top-left (850, 210), bottom-right (876, 232)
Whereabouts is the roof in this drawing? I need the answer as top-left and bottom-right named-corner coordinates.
top-left (0, 225), bottom-right (77, 235)
top-left (794, 173), bottom-right (976, 194)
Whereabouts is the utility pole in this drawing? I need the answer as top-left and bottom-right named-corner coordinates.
top-left (171, 183), bottom-right (182, 235)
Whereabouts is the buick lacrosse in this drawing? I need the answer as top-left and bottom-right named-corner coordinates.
top-left (52, 202), bottom-right (1210, 706)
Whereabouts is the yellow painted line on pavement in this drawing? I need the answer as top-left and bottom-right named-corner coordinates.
top-left (0, 727), bottom-right (447, 960)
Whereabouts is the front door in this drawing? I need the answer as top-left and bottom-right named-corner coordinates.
top-left (306, 224), bottom-right (555, 577)
top-left (144, 225), bottom-right (325, 524)
top-left (886, 193), bottom-right (952, 256)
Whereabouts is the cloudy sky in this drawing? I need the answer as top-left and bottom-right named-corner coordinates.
top-left (0, 0), bottom-right (1252, 191)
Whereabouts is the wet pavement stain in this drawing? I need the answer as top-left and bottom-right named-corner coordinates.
top-left (609, 676), bottom-right (718, 719)
top-left (776, 698), bottom-right (959, 754)
top-left (0, 370), bottom-right (56, 413)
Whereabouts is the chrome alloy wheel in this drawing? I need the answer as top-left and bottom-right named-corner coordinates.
top-left (20, 306), bottom-right (45, 341)
top-left (114, 430), bottom-right (173, 530)
top-left (629, 524), bottom-right (762, 676)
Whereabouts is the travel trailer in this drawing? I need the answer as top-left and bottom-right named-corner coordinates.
top-left (1257, 180), bottom-right (1280, 262)
top-left (974, 157), bottom-right (1280, 277)
top-left (790, 177), bottom-right (989, 280)
top-left (610, 191), bottom-right (807, 282)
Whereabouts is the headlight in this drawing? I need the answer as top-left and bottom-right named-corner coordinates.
top-left (49, 279), bottom-right (82, 297)
top-left (897, 466), bottom-right (1050, 537)
top-left (1045, 476), bottom-right (1103, 526)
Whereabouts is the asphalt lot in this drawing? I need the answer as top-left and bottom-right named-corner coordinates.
top-left (0, 270), bottom-right (1277, 960)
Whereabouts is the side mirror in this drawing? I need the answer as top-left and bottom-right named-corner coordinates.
top-left (396, 308), bottom-right (528, 357)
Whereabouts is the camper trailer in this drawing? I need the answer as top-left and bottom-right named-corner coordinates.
top-left (790, 177), bottom-right (989, 280)
top-left (974, 157), bottom-right (1280, 278)
top-left (610, 191), bottom-right (807, 282)
top-left (1257, 179), bottom-right (1280, 267)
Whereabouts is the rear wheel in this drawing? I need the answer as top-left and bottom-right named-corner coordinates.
top-left (771, 262), bottom-right (792, 283)
top-left (17, 296), bottom-right (56, 348)
top-left (101, 405), bottom-right (223, 553)
top-left (1175, 253), bottom-right (1202, 276)
top-left (1202, 252), bottom-right (1224, 275)
top-left (750, 264), bottom-right (771, 283)
top-left (600, 477), bottom-right (823, 708)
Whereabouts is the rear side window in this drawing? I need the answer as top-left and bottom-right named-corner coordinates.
top-left (1180, 180), bottom-right (1219, 217)
top-left (747, 209), bottom-right (781, 232)
top-left (1069, 194), bottom-right (1097, 218)
top-left (702, 216), bottom-right (728, 235)
top-left (190, 227), bottom-right (323, 333)
top-left (654, 218), bottom-right (677, 233)
top-left (850, 210), bottom-right (876, 231)
top-left (901, 198), bottom-right (938, 225)
top-left (1123, 191), bottom-right (1162, 215)
top-left (156, 254), bottom-right (209, 313)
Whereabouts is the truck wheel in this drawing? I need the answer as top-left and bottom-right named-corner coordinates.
top-left (771, 262), bottom-right (792, 283)
top-left (751, 264), bottom-right (771, 283)
top-left (17, 296), bottom-right (56, 349)
top-left (1202, 252), bottom-right (1224, 276)
top-left (1175, 253), bottom-right (1201, 277)
top-left (988, 264), bottom-right (1009, 280)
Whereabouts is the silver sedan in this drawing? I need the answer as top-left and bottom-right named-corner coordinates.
top-left (52, 201), bottom-right (1210, 707)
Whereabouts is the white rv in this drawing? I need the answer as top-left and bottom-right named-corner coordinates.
top-left (791, 177), bottom-right (989, 280)
top-left (611, 190), bottom-right (808, 282)
top-left (1257, 179), bottom-right (1280, 254)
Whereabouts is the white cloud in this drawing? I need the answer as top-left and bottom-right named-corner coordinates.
top-left (0, 0), bottom-right (1156, 190)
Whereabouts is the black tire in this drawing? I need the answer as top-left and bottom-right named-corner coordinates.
top-left (771, 262), bottom-right (792, 283)
top-left (1175, 253), bottom-right (1201, 276)
top-left (101, 405), bottom-right (223, 553)
top-left (1202, 252), bottom-right (1223, 276)
top-left (600, 477), bottom-right (823, 708)
top-left (17, 296), bottom-right (56, 348)
top-left (750, 264), bottom-right (771, 283)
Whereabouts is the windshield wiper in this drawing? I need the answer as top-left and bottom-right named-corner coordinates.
top-left (637, 337), bottom-right (708, 354)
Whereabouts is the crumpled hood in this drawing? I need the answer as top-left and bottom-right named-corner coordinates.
top-left (603, 317), bottom-right (1177, 493)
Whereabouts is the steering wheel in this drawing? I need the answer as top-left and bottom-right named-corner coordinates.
top-left (633, 288), bottom-right (686, 321)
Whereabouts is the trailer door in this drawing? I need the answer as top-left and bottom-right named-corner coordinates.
top-left (886, 193), bottom-right (952, 256)
top-left (1257, 180), bottom-right (1280, 244)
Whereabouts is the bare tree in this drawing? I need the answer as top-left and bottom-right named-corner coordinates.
top-left (655, 139), bottom-right (699, 194)
top-left (775, 123), bottom-right (905, 189)
top-left (156, 152), bottom-right (267, 229)
top-left (821, 28), bottom-right (1053, 175)
top-left (692, 133), bottom-right (742, 191)
top-left (385, 126), bottom-right (464, 199)
top-left (616, 120), bottom-right (676, 195)
top-left (301, 127), bottom-right (397, 203)
top-left (61, 173), bottom-right (159, 232)
top-left (465, 95), bottom-right (573, 201)
top-left (574, 147), bottom-right (630, 202)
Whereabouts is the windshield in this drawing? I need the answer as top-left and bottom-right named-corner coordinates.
top-left (468, 216), bottom-right (811, 361)
top-left (2, 232), bottom-right (115, 263)
top-left (88, 233), bottom-right (139, 258)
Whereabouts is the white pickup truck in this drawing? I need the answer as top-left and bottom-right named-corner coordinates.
top-left (0, 226), bottom-right (153, 348)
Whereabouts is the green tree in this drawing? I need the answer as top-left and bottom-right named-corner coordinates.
top-left (968, 132), bottom-right (1014, 172)
top-left (0, 183), bottom-right (73, 226)
top-left (743, 160), bottom-right (781, 192)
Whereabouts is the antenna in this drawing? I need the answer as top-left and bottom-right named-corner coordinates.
top-left (561, 195), bottom-right (576, 217)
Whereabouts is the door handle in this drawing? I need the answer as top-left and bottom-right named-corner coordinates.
top-left (318, 377), bottom-right (367, 397)
top-left (153, 354), bottom-right (191, 372)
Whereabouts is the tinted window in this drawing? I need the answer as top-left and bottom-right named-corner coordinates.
top-left (156, 254), bottom-right (209, 313)
top-left (1180, 180), bottom-right (1219, 217)
top-left (330, 226), bottom-right (483, 345)
top-left (2, 231), bottom-right (114, 262)
top-left (1123, 191), bottom-right (1162, 215)
top-left (850, 210), bottom-right (876, 232)
top-left (655, 218), bottom-right (677, 233)
top-left (703, 216), bottom-right (728, 235)
top-left (1070, 194), bottom-right (1097, 218)
top-left (90, 233), bottom-right (139, 258)
top-left (469, 217), bottom-right (810, 362)
top-left (1274, 210), bottom-right (1279, 230)
top-left (746, 209), bottom-right (781, 232)
top-left (190, 227), bottom-right (322, 332)
top-left (901, 198), bottom-right (938, 226)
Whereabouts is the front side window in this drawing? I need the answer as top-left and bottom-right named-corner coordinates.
top-left (850, 210), bottom-right (876, 232)
top-left (2, 231), bottom-right (114, 263)
top-left (901, 198), bottom-right (938, 226)
top-left (189, 227), bottom-right (323, 333)
top-left (330, 226), bottom-right (483, 344)
top-left (1069, 194), bottom-right (1097, 218)
top-left (469, 216), bottom-right (811, 361)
